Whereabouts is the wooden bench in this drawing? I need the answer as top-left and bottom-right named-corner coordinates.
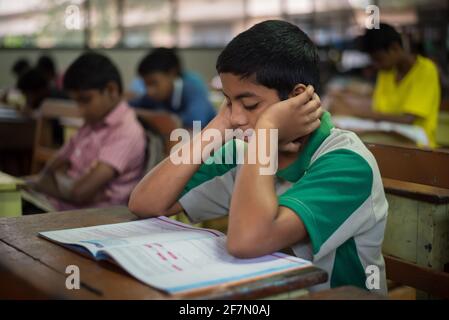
top-left (367, 143), bottom-right (449, 298)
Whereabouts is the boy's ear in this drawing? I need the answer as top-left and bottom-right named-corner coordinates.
top-left (288, 84), bottom-right (307, 98)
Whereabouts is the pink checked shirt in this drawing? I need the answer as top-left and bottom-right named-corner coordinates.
top-left (48, 101), bottom-right (146, 211)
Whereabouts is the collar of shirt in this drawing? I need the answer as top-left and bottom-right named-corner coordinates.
top-left (171, 77), bottom-right (184, 110)
top-left (276, 111), bottom-right (334, 182)
top-left (94, 100), bottom-right (128, 129)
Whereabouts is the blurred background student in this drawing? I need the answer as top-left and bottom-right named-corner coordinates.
top-left (129, 48), bottom-right (216, 128)
top-left (36, 54), bottom-right (64, 91)
top-left (17, 67), bottom-right (68, 112)
top-left (329, 23), bottom-right (441, 147)
top-left (26, 52), bottom-right (146, 211)
top-left (0, 58), bottom-right (30, 107)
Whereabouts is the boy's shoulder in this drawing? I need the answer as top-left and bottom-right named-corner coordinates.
top-left (102, 101), bottom-right (145, 140)
top-left (311, 127), bottom-right (377, 170)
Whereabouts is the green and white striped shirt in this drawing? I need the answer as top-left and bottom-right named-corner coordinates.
top-left (178, 112), bottom-right (388, 294)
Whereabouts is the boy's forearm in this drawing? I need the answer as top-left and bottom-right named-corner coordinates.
top-left (41, 156), bottom-right (69, 177)
top-left (34, 171), bottom-right (66, 200)
top-left (128, 122), bottom-right (228, 217)
top-left (228, 129), bottom-right (279, 253)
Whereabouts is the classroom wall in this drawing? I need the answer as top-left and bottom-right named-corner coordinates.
top-left (0, 48), bottom-right (222, 90)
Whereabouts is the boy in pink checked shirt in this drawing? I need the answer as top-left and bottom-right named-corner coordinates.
top-left (29, 52), bottom-right (146, 211)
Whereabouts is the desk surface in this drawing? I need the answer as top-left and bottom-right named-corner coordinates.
top-left (0, 207), bottom-right (327, 299)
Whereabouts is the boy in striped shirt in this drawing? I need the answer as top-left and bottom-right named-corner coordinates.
top-left (129, 21), bottom-right (388, 294)
top-left (30, 53), bottom-right (146, 211)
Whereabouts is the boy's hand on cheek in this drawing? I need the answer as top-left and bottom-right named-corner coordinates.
top-left (256, 85), bottom-right (323, 145)
top-left (206, 99), bottom-right (232, 133)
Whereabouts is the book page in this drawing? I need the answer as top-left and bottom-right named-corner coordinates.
top-left (102, 236), bottom-right (312, 294)
top-left (332, 115), bottom-right (429, 146)
top-left (21, 189), bottom-right (56, 212)
top-left (39, 216), bottom-right (224, 257)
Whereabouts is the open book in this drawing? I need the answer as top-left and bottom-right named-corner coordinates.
top-left (21, 188), bottom-right (56, 212)
top-left (39, 216), bottom-right (312, 295)
top-left (332, 115), bottom-right (429, 146)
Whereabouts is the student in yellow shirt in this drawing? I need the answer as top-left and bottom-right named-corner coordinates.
top-left (334, 23), bottom-right (441, 147)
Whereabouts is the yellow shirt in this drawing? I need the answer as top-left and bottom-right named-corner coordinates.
top-left (373, 55), bottom-right (440, 147)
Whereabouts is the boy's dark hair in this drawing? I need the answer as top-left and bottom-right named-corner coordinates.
top-left (12, 58), bottom-right (31, 78)
top-left (37, 54), bottom-right (57, 78)
top-left (17, 68), bottom-right (49, 92)
top-left (216, 20), bottom-right (320, 100)
top-left (138, 48), bottom-right (182, 77)
top-left (360, 23), bottom-right (403, 53)
top-left (63, 52), bottom-right (123, 94)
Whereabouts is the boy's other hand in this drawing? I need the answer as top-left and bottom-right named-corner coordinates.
top-left (206, 99), bottom-right (232, 133)
top-left (24, 175), bottom-right (40, 190)
top-left (256, 85), bottom-right (323, 145)
top-left (24, 172), bottom-right (52, 192)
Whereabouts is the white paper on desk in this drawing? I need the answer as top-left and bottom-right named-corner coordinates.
top-left (332, 115), bottom-right (429, 146)
top-left (40, 216), bottom-right (224, 256)
top-left (39, 216), bottom-right (312, 294)
top-left (103, 236), bottom-right (311, 294)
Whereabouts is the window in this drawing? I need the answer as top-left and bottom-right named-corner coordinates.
top-left (88, 0), bottom-right (120, 48)
top-left (122, 0), bottom-right (175, 48)
top-left (0, 0), bottom-right (86, 48)
top-left (176, 0), bottom-right (245, 48)
top-left (1, 0), bottom-right (445, 49)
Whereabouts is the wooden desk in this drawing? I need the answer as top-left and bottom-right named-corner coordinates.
top-left (357, 130), bottom-right (417, 148)
top-left (298, 286), bottom-right (386, 300)
top-left (0, 108), bottom-right (35, 176)
top-left (0, 207), bottom-right (327, 299)
top-left (0, 171), bottom-right (24, 217)
top-left (0, 108), bottom-right (35, 150)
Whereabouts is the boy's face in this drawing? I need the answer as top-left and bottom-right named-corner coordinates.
top-left (220, 73), bottom-right (280, 137)
top-left (142, 70), bottom-right (176, 102)
top-left (370, 44), bottom-right (401, 71)
top-left (69, 87), bottom-right (117, 124)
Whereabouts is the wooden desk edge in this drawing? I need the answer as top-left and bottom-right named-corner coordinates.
top-left (189, 266), bottom-right (327, 300)
top-left (382, 178), bottom-right (449, 204)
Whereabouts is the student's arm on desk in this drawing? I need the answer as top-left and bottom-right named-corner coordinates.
top-left (33, 161), bottom-right (116, 205)
top-left (128, 101), bottom-right (231, 218)
top-left (26, 155), bottom-right (69, 195)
